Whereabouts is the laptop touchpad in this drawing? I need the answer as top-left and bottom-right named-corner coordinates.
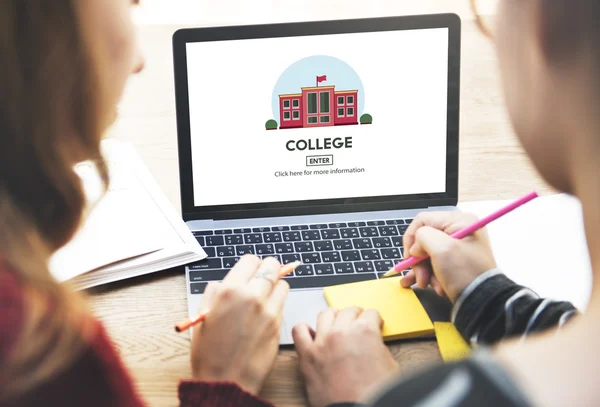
top-left (280, 289), bottom-right (329, 345)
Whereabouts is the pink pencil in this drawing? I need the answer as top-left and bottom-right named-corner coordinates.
top-left (383, 191), bottom-right (539, 278)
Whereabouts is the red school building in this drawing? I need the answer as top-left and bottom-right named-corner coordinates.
top-left (278, 85), bottom-right (358, 129)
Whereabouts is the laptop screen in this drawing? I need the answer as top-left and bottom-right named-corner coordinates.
top-left (185, 27), bottom-right (449, 208)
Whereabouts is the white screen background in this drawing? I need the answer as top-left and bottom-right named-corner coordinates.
top-left (186, 28), bottom-right (449, 207)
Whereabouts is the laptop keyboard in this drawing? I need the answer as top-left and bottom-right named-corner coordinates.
top-left (188, 218), bottom-right (413, 294)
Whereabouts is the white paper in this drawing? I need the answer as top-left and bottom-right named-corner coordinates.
top-left (49, 148), bottom-right (166, 282)
top-left (458, 194), bottom-right (592, 310)
top-left (61, 139), bottom-right (206, 290)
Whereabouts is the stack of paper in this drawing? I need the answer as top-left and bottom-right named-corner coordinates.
top-left (49, 139), bottom-right (206, 290)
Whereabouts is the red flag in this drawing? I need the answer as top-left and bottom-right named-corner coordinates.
top-left (316, 75), bottom-right (327, 83)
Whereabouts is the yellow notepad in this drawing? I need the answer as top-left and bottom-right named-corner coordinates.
top-left (323, 277), bottom-right (434, 341)
top-left (434, 322), bottom-right (471, 362)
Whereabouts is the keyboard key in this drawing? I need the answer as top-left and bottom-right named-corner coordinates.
top-left (214, 229), bottom-right (232, 235)
top-left (360, 249), bottom-right (381, 260)
top-left (216, 246), bottom-right (235, 257)
top-left (333, 239), bottom-right (353, 250)
top-left (294, 242), bottom-right (314, 252)
top-left (189, 258), bottom-right (222, 270)
top-left (406, 219), bottom-right (414, 224)
top-left (378, 226), bottom-right (398, 236)
top-left (352, 238), bottom-right (372, 249)
top-left (264, 232), bottom-right (282, 243)
top-left (283, 273), bottom-right (375, 289)
top-left (381, 248), bottom-right (401, 260)
top-left (255, 244), bottom-right (275, 255)
top-left (359, 227), bottom-right (379, 237)
top-left (223, 257), bottom-right (240, 268)
top-left (321, 251), bottom-right (341, 263)
top-left (295, 265), bottom-right (313, 276)
top-left (283, 231), bottom-right (302, 241)
top-left (391, 236), bottom-right (403, 247)
top-left (302, 230), bottom-right (321, 240)
top-left (275, 243), bottom-right (294, 254)
top-left (272, 226), bottom-right (290, 231)
top-left (398, 225), bottom-right (409, 234)
top-left (315, 264), bottom-right (334, 275)
top-left (372, 237), bottom-right (392, 248)
top-left (205, 236), bottom-right (224, 246)
top-left (193, 230), bottom-right (213, 236)
top-left (301, 253), bottom-right (322, 264)
top-left (236, 245), bottom-right (255, 255)
top-left (341, 250), bottom-right (361, 261)
top-left (190, 282), bottom-right (208, 294)
top-left (244, 234), bottom-right (263, 244)
top-left (386, 219), bottom-right (405, 225)
top-left (367, 220), bottom-right (385, 226)
top-left (347, 222), bottom-right (366, 227)
top-left (282, 253), bottom-right (301, 264)
top-left (195, 236), bottom-right (205, 246)
top-left (190, 269), bottom-right (228, 282)
top-left (203, 247), bottom-right (216, 257)
top-left (233, 228), bottom-right (251, 233)
top-left (328, 222), bottom-right (347, 228)
top-left (355, 261), bottom-right (375, 273)
top-left (309, 224), bottom-right (328, 229)
top-left (225, 235), bottom-right (243, 245)
top-left (321, 229), bottom-right (340, 239)
top-left (253, 227), bottom-right (270, 232)
top-left (261, 254), bottom-right (282, 263)
top-left (314, 240), bottom-right (333, 251)
top-left (340, 228), bottom-right (359, 238)
top-left (334, 262), bottom-right (355, 274)
top-left (291, 225), bottom-right (309, 230)
top-left (374, 260), bottom-right (394, 271)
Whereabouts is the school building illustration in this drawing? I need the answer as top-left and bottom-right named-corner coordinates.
top-left (278, 84), bottom-right (358, 129)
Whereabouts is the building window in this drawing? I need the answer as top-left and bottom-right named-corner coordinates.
top-left (283, 111), bottom-right (291, 120)
top-left (308, 117), bottom-right (318, 124)
top-left (347, 96), bottom-right (354, 105)
top-left (320, 116), bottom-right (330, 123)
top-left (307, 93), bottom-right (317, 114)
top-left (292, 99), bottom-right (299, 108)
top-left (347, 107), bottom-right (354, 117)
top-left (337, 108), bottom-right (344, 117)
top-left (292, 110), bottom-right (300, 120)
top-left (283, 100), bottom-right (290, 109)
top-left (337, 96), bottom-right (344, 105)
top-left (320, 92), bottom-right (330, 113)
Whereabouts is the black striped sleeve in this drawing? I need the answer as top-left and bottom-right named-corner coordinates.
top-left (452, 269), bottom-right (578, 345)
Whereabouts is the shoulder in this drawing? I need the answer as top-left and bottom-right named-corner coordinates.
top-left (0, 258), bottom-right (26, 359)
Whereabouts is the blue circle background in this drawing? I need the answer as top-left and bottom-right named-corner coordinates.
top-left (271, 55), bottom-right (365, 123)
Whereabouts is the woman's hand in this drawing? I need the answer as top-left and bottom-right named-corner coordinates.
top-left (190, 255), bottom-right (289, 395)
top-left (400, 211), bottom-right (497, 302)
top-left (293, 307), bottom-right (398, 407)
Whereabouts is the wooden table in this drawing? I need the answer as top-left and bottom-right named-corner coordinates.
top-left (92, 3), bottom-right (554, 406)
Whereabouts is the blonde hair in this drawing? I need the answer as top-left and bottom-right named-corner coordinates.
top-left (0, 0), bottom-right (109, 399)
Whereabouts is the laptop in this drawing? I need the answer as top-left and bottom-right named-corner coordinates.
top-left (172, 14), bottom-right (461, 344)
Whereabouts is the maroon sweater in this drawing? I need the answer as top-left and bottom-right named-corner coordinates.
top-left (0, 260), bottom-right (272, 407)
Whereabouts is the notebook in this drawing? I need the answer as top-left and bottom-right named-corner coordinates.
top-left (49, 139), bottom-right (206, 290)
top-left (324, 276), bottom-right (434, 341)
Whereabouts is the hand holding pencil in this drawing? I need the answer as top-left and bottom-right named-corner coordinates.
top-left (394, 192), bottom-right (537, 301)
top-left (184, 255), bottom-right (297, 396)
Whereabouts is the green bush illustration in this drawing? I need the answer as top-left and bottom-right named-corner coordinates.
top-left (360, 113), bottom-right (373, 124)
top-left (265, 119), bottom-right (278, 130)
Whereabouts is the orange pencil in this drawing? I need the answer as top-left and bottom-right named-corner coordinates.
top-left (174, 261), bottom-right (302, 333)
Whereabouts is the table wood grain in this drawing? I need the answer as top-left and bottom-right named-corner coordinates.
top-left (94, 5), bottom-right (554, 406)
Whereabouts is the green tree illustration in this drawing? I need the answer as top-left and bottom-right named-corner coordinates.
top-left (265, 119), bottom-right (278, 130)
top-left (360, 113), bottom-right (373, 124)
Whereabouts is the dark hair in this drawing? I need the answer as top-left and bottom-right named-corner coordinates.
top-left (540, 1), bottom-right (600, 66)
